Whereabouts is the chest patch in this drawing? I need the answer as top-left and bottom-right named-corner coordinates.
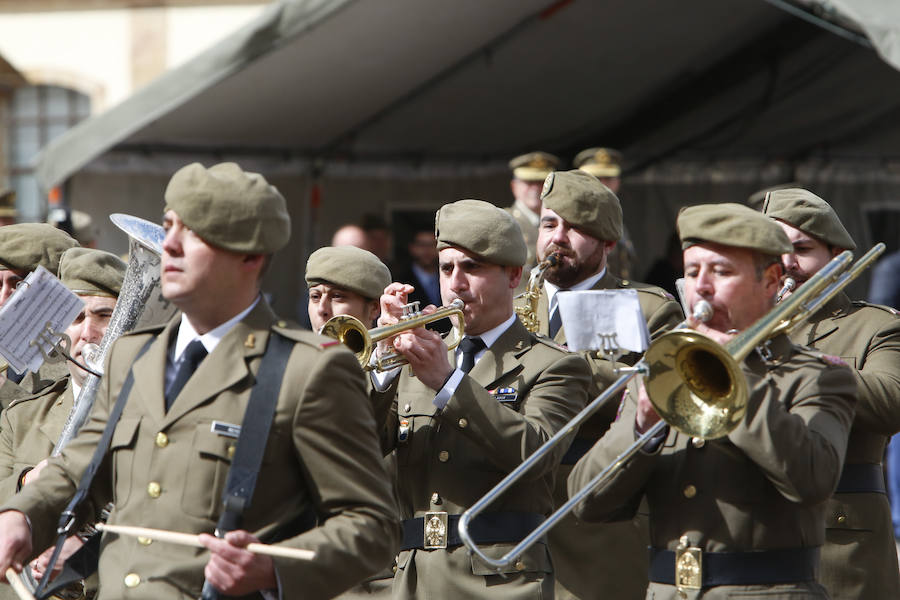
top-left (489, 387), bottom-right (518, 403)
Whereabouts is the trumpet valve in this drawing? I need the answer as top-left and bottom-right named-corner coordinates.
top-left (401, 301), bottom-right (422, 320)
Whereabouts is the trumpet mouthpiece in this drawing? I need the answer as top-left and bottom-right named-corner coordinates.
top-left (692, 300), bottom-right (713, 323)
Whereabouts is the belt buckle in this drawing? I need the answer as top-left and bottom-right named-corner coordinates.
top-left (423, 511), bottom-right (449, 549)
top-left (675, 535), bottom-right (702, 592)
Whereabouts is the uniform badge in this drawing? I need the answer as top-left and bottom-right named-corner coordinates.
top-left (541, 172), bottom-right (554, 199)
top-left (820, 354), bottom-right (848, 367)
top-left (489, 387), bottom-right (518, 403)
top-left (211, 421), bottom-right (241, 439)
top-left (423, 511), bottom-right (449, 549)
top-left (398, 418), bottom-right (410, 443)
top-left (319, 340), bottom-right (341, 349)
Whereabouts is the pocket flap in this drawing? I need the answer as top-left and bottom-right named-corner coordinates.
top-left (194, 423), bottom-right (233, 461)
top-left (110, 417), bottom-right (140, 450)
top-left (469, 542), bottom-right (552, 575)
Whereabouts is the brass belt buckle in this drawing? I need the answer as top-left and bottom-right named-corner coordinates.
top-left (423, 511), bottom-right (449, 549)
top-left (675, 535), bottom-right (702, 593)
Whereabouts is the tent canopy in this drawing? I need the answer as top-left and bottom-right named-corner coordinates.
top-left (36, 0), bottom-right (900, 189)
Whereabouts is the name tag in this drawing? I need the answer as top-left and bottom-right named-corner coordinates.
top-left (489, 387), bottom-right (518, 403)
top-left (211, 421), bottom-right (241, 439)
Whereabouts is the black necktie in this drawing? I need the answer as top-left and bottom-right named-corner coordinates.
top-left (549, 305), bottom-right (563, 338)
top-left (165, 340), bottom-right (207, 410)
top-left (459, 337), bottom-right (485, 374)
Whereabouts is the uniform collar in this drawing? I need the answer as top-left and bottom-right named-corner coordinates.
top-left (174, 295), bottom-right (261, 361)
top-left (544, 268), bottom-right (607, 313)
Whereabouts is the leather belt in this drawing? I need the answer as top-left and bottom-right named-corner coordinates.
top-left (561, 436), bottom-right (594, 465)
top-left (649, 546), bottom-right (819, 587)
top-left (836, 463), bottom-right (886, 494)
top-left (401, 512), bottom-right (543, 551)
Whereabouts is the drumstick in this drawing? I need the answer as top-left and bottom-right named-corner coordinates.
top-left (96, 524), bottom-right (315, 561)
top-left (4, 568), bottom-right (35, 600)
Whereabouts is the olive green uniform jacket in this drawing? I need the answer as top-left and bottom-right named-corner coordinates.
top-left (569, 334), bottom-right (858, 600)
top-left (0, 360), bottom-right (69, 411)
top-left (516, 271), bottom-right (683, 600)
top-left (3, 301), bottom-right (400, 600)
top-left (788, 293), bottom-right (900, 599)
top-left (375, 317), bottom-right (592, 599)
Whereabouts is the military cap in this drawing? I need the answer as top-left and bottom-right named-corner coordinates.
top-left (305, 246), bottom-right (391, 301)
top-left (435, 199), bottom-right (527, 266)
top-left (0, 223), bottom-right (78, 273)
top-left (762, 188), bottom-right (856, 251)
top-left (164, 162), bottom-right (291, 254)
top-left (677, 203), bottom-right (792, 256)
top-left (540, 169), bottom-right (622, 242)
top-left (508, 151), bottom-right (561, 182)
top-left (0, 188), bottom-right (16, 218)
top-left (58, 247), bottom-right (126, 297)
top-left (574, 147), bottom-right (623, 178)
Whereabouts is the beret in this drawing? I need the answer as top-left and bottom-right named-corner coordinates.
top-left (305, 246), bottom-right (391, 301)
top-left (508, 151), bottom-right (561, 182)
top-left (164, 162), bottom-right (291, 254)
top-left (677, 203), bottom-right (792, 256)
top-left (0, 223), bottom-right (78, 273)
top-left (762, 188), bottom-right (856, 250)
top-left (58, 247), bottom-right (126, 297)
top-left (573, 147), bottom-right (622, 178)
top-left (540, 169), bottom-right (622, 242)
top-left (435, 199), bottom-right (527, 267)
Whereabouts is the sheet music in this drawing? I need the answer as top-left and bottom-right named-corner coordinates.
top-left (557, 289), bottom-right (650, 353)
top-left (0, 266), bottom-right (83, 374)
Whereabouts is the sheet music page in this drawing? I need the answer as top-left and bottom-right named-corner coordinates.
top-left (558, 289), bottom-right (649, 353)
top-left (0, 266), bottom-right (84, 373)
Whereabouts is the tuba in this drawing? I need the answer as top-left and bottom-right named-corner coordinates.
top-left (514, 253), bottom-right (559, 333)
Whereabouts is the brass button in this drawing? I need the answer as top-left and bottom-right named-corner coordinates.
top-left (691, 437), bottom-right (705, 449)
top-left (155, 432), bottom-right (168, 448)
top-left (683, 484), bottom-right (697, 498)
top-left (438, 450), bottom-right (450, 463)
top-left (404, 404), bottom-right (411, 412)
top-left (147, 482), bottom-right (161, 498)
top-left (837, 514), bottom-right (847, 524)
top-left (277, 320), bottom-right (287, 327)
top-left (431, 492), bottom-right (442, 505)
top-left (458, 418), bottom-right (468, 429)
top-left (137, 536), bottom-right (152, 546)
top-left (514, 560), bottom-right (525, 571)
top-left (227, 445), bottom-right (236, 460)
top-left (621, 280), bottom-right (630, 286)
top-left (124, 573), bottom-right (140, 587)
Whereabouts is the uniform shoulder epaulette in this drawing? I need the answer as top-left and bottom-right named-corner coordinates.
top-left (792, 345), bottom-right (850, 369)
top-left (270, 320), bottom-right (337, 350)
top-left (6, 375), bottom-right (68, 410)
top-left (851, 300), bottom-right (899, 316)
top-left (120, 321), bottom-right (167, 338)
top-left (617, 279), bottom-right (676, 301)
top-left (532, 334), bottom-right (569, 353)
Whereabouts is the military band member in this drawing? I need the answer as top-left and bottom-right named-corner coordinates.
top-left (573, 147), bottom-right (637, 279)
top-left (0, 247), bottom-right (125, 600)
top-left (569, 203), bottom-right (857, 600)
top-left (373, 199), bottom-right (592, 598)
top-left (0, 162), bottom-right (399, 600)
top-left (0, 223), bottom-right (80, 410)
top-left (306, 245), bottom-right (391, 333)
top-left (506, 151), bottom-right (561, 294)
top-left (526, 169), bottom-right (682, 600)
top-left (763, 189), bottom-right (900, 599)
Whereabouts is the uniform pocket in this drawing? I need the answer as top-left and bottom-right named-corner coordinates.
top-left (181, 423), bottom-right (233, 519)
top-left (109, 417), bottom-right (141, 507)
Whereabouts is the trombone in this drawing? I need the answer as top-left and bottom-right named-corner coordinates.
top-left (320, 299), bottom-right (465, 371)
top-left (460, 244), bottom-right (885, 570)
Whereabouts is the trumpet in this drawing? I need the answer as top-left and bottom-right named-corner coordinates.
top-left (320, 299), bottom-right (465, 371)
top-left (460, 244), bottom-right (885, 571)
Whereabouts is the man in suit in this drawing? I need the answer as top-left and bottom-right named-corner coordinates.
top-left (306, 245), bottom-right (391, 334)
top-left (0, 247), bottom-right (126, 599)
top-left (373, 198), bottom-right (592, 598)
top-left (0, 223), bottom-right (80, 410)
top-left (763, 188), bottom-right (900, 599)
top-left (506, 151), bottom-right (561, 294)
top-left (0, 162), bottom-right (399, 600)
top-left (569, 203), bottom-right (857, 599)
top-left (525, 169), bottom-right (682, 600)
top-left (392, 227), bottom-right (450, 334)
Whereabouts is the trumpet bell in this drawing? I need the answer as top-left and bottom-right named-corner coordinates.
top-left (644, 329), bottom-right (747, 440)
top-left (319, 314), bottom-right (373, 366)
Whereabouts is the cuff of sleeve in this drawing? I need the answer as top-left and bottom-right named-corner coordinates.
top-left (433, 369), bottom-right (464, 410)
top-left (16, 467), bottom-right (33, 492)
top-left (637, 424), bottom-right (668, 454)
top-left (370, 366), bottom-right (401, 392)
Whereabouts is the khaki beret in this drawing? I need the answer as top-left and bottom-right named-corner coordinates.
top-left (574, 147), bottom-right (622, 178)
top-left (508, 151), bottom-right (561, 182)
top-left (540, 170), bottom-right (622, 242)
top-left (746, 182), bottom-right (799, 211)
top-left (58, 247), bottom-right (126, 297)
top-left (435, 199), bottom-right (527, 267)
top-left (762, 188), bottom-right (856, 251)
top-left (164, 162), bottom-right (291, 254)
top-left (677, 203), bottom-right (792, 256)
top-left (0, 189), bottom-right (16, 218)
top-left (0, 223), bottom-right (78, 273)
top-left (305, 246), bottom-right (391, 301)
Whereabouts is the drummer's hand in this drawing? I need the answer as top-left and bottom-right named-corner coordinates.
top-left (30, 535), bottom-right (83, 582)
top-left (0, 511), bottom-right (32, 582)
top-left (200, 530), bottom-right (276, 596)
